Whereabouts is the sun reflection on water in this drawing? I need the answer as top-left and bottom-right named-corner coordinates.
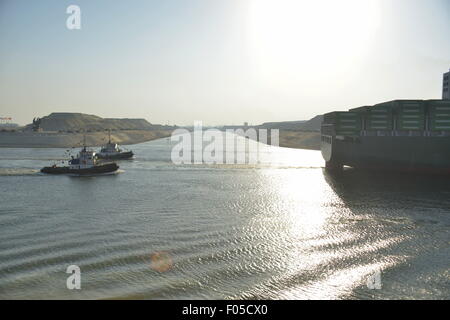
top-left (246, 147), bottom-right (402, 299)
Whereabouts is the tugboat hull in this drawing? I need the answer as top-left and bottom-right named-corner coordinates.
top-left (96, 151), bottom-right (134, 160)
top-left (41, 163), bottom-right (119, 175)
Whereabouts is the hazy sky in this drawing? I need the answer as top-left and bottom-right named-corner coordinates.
top-left (0, 0), bottom-right (449, 125)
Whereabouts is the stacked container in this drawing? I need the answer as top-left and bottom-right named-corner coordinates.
top-left (322, 99), bottom-right (450, 137)
top-left (323, 111), bottom-right (361, 136)
top-left (396, 100), bottom-right (426, 131)
top-left (427, 100), bottom-right (450, 131)
top-left (366, 103), bottom-right (393, 131)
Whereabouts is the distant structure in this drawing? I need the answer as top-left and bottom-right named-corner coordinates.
top-left (32, 117), bottom-right (42, 132)
top-left (0, 117), bottom-right (12, 124)
top-left (443, 68), bottom-right (450, 100)
top-left (0, 117), bottom-right (18, 128)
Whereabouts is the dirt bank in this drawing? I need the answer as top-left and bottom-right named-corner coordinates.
top-left (0, 130), bottom-right (174, 148)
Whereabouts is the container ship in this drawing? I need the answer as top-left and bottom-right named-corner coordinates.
top-left (321, 99), bottom-right (450, 173)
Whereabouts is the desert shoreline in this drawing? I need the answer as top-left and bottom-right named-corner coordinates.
top-left (0, 130), bottom-right (174, 148)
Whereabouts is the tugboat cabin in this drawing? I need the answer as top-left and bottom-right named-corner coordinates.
top-left (69, 147), bottom-right (97, 170)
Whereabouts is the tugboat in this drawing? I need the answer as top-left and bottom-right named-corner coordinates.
top-left (96, 131), bottom-right (134, 160)
top-left (41, 146), bottom-right (119, 175)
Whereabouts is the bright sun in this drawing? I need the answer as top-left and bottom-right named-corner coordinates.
top-left (247, 0), bottom-right (381, 92)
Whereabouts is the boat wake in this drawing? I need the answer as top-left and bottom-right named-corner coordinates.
top-left (0, 168), bottom-right (40, 176)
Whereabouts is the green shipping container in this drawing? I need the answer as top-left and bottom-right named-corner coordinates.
top-left (428, 100), bottom-right (450, 131)
top-left (323, 112), bottom-right (338, 124)
top-left (367, 105), bottom-right (393, 130)
top-left (323, 111), bottom-right (361, 136)
top-left (336, 112), bottom-right (361, 130)
top-left (397, 101), bottom-right (425, 130)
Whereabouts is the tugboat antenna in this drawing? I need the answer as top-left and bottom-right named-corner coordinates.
top-left (83, 131), bottom-right (87, 150)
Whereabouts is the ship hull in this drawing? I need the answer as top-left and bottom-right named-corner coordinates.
top-left (96, 151), bottom-right (134, 160)
top-left (41, 163), bottom-right (119, 175)
top-left (321, 135), bottom-right (450, 173)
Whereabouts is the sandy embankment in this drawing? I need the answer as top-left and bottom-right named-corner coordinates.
top-left (246, 130), bottom-right (321, 150)
top-left (231, 129), bottom-right (321, 150)
top-left (0, 130), bottom-right (174, 148)
top-left (278, 130), bottom-right (321, 150)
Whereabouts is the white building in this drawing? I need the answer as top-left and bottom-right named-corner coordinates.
top-left (443, 69), bottom-right (450, 100)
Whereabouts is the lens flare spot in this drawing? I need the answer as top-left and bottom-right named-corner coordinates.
top-left (150, 251), bottom-right (173, 272)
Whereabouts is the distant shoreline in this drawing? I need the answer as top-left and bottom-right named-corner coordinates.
top-left (0, 129), bottom-right (174, 148)
top-left (0, 128), bottom-right (321, 151)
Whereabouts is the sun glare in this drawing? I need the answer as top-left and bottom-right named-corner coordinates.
top-left (247, 0), bottom-right (381, 92)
